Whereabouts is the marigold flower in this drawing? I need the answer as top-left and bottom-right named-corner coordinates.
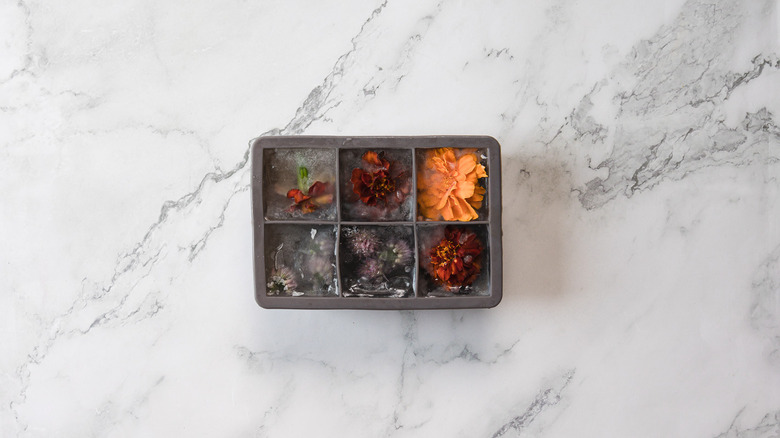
top-left (350, 151), bottom-right (409, 208)
top-left (428, 227), bottom-right (483, 288)
top-left (418, 148), bottom-right (487, 221)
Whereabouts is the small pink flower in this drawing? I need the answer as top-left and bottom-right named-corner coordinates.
top-left (348, 228), bottom-right (379, 257)
top-left (379, 239), bottom-right (412, 269)
top-left (359, 259), bottom-right (383, 280)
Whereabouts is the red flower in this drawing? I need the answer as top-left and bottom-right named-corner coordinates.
top-left (287, 181), bottom-right (333, 213)
top-left (350, 151), bottom-right (408, 207)
top-left (428, 227), bottom-right (483, 288)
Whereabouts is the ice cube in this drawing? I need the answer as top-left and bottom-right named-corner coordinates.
top-left (415, 147), bottom-right (489, 222)
top-left (264, 224), bottom-right (338, 296)
top-left (340, 149), bottom-right (413, 221)
top-left (340, 225), bottom-right (416, 297)
top-left (263, 148), bottom-right (337, 221)
top-left (417, 224), bottom-right (490, 296)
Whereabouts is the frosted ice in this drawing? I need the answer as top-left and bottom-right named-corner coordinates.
top-left (340, 148), bottom-right (413, 221)
top-left (264, 224), bottom-right (337, 296)
top-left (340, 225), bottom-right (415, 297)
top-left (417, 224), bottom-right (490, 296)
top-left (263, 148), bottom-right (337, 221)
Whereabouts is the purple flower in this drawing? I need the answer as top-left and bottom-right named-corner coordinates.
top-left (379, 239), bottom-right (412, 269)
top-left (347, 228), bottom-right (379, 257)
top-left (358, 258), bottom-right (383, 280)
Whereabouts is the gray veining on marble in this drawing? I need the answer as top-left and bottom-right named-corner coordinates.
top-left (1, 0), bottom-right (779, 436)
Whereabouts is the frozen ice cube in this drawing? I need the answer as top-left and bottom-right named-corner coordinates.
top-left (415, 147), bottom-right (489, 222)
top-left (263, 148), bottom-right (337, 221)
top-left (340, 225), bottom-right (416, 297)
top-left (417, 224), bottom-right (490, 296)
top-left (340, 149), bottom-right (413, 221)
top-left (265, 224), bottom-right (338, 296)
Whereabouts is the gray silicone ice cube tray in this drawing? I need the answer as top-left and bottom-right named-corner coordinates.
top-left (251, 136), bottom-right (502, 309)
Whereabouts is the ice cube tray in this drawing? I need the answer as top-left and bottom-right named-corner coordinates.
top-left (251, 136), bottom-right (502, 309)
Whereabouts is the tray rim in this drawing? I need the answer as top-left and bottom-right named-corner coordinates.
top-left (251, 135), bottom-right (503, 310)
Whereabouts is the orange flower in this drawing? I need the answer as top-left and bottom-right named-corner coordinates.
top-left (418, 148), bottom-right (488, 221)
top-left (286, 181), bottom-right (333, 214)
top-left (428, 226), bottom-right (483, 287)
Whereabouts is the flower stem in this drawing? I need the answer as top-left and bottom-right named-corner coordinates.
top-left (297, 166), bottom-right (309, 191)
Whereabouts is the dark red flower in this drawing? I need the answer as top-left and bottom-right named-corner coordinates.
top-left (428, 227), bottom-right (483, 287)
top-left (350, 151), bottom-right (409, 207)
top-left (287, 181), bottom-right (333, 214)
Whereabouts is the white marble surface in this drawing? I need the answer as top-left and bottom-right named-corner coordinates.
top-left (2, 0), bottom-right (779, 436)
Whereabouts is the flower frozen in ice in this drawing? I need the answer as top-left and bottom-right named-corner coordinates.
top-left (378, 239), bottom-right (412, 269)
top-left (286, 180), bottom-right (333, 214)
top-left (418, 148), bottom-right (487, 221)
top-left (359, 258), bottom-right (383, 280)
top-left (350, 151), bottom-right (410, 208)
top-left (347, 228), bottom-right (379, 257)
top-left (428, 227), bottom-right (483, 287)
top-left (267, 266), bottom-right (297, 295)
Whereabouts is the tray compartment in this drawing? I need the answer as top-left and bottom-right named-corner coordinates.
top-left (339, 224), bottom-right (416, 298)
top-left (415, 146), bottom-right (490, 222)
top-left (339, 148), bottom-right (414, 222)
top-left (263, 223), bottom-right (338, 297)
top-left (263, 147), bottom-right (337, 221)
top-left (416, 223), bottom-right (490, 297)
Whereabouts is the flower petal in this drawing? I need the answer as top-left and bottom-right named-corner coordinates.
top-left (435, 181), bottom-right (457, 210)
top-left (467, 186), bottom-right (485, 209)
top-left (439, 201), bottom-right (454, 221)
top-left (308, 181), bottom-right (328, 197)
top-left (440, 148), bottom-right (456, 165)
top-left (450, 199), bottom-right (465, 220)
top-left (431, 157), bottom-right (449, 174)
top-left (313, 194), bottom-right (333, 205)
top-left (362, 150), bottom-right (382, 166)
top-left (473, 163), bottom-right (488, 178)
top-left (351, 168), bottom-right (364, 184)
top-left (454, 181), bottom-right (475, 200)
top-left (455, 198), bottom-right (478, 221)
top-left (457, 154), bottom-right (477, 175)
top-left (287, 189), bottom-right (310, 204)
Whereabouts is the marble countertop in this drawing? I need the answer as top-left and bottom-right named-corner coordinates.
top-left (2, 0), bottom-right (779, 436)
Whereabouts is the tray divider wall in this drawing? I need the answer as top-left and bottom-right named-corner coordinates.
top-left (335, 224), bottom-right (343, 298)
top-left (335, 147), bottom-right (343, 298)
top-left (411, 146), bottom-right (420, 298)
